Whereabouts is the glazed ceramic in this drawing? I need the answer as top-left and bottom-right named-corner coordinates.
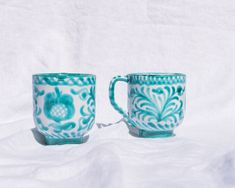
top-left (33, 73), bottom-right (96, 145)
top-left (109, 73), bottom-right (186, 138)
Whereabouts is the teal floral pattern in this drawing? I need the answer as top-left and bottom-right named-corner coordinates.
top-left (33, 87), bottom-right (76, 135)
top-left (71, 86), bottom-right (95, 135)
top-left (129, 85), bottom-right (185, 131)
top-left (44, 87), bottom-right (75, 122)
top-left (109, 73), bottom-right (186, 138)
top-left (33, 86), bottom-right (48, 132)
top-left (34, 86), bottom-right (95, 138)
top-left (33, 85), bottom-right (45, 116)
top-left (33, 73), bottom-right (96, 144)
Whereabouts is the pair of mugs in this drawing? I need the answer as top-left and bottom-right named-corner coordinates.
top-left (33, 73), bottom-right (186, 145)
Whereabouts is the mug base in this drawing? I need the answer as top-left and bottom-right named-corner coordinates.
top-left (138, 130), bottom-right (175, 138)
top-left (45, 136), bottom-right (84, 145)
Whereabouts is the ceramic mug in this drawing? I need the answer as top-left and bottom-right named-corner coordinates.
top-left (33, 73), bottom-right (96, 145)
top-left (109, 73), bottom-right (186, 138)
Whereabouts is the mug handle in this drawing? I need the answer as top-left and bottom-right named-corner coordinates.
top-left (109, 76), bottom-right (129, 120)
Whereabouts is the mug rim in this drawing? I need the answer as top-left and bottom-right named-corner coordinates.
top-left (127, 72), bottom-right (186, 77)
top-left (33, 72), bottom-right (96, 78)
top-left (33, 73), bottom-right (96, 86)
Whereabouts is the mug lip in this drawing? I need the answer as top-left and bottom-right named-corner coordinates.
top-left (127, 72), bottom-right (186, 77)
top-left (33, 72), bottom-right (96, 86)
top-left (33, 72), bottom-right (96, 78)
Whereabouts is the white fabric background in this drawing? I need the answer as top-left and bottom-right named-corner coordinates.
top-left (0, 0), bottom-right (235, 187)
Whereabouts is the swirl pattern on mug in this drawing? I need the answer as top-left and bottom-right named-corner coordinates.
top-left (128, 84), bottom-right (185, 131)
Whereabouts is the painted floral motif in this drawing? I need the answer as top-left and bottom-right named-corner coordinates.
top-left (129, 85), bottom-right (185, 131)
top-left (39, 87), bottom-right (77, 135)
top-left (44, 87), bottom-right (75, 122)
top-left (33, 85), bottom-right (45, 116)
top-left (34, 85), bottom-right (96, 139)
top-left (33, 74), bottom-right (96, 144)
top-left (33, 86), bottom-right (48, 131)
top-left (71, 88), bottom-right (89, 101)
top-left (71, 86), bottom-right (95, 134)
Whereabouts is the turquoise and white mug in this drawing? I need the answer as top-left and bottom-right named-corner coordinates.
top-left (33, 73), bottom-right (96, 145)
top-left (109, 73), bottom-right (186, 138)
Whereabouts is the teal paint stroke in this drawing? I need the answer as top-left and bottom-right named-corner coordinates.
top-left (44, 87), bottom-right (75, 122)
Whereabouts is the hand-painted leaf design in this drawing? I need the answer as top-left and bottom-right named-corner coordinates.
top-left (129, 85), bottom-right (185, 131)
top-left (71, 86), bottom-right (95, 133)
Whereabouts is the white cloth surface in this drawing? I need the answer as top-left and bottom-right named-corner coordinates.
top-left (0, 0), bottom-right (235, 187)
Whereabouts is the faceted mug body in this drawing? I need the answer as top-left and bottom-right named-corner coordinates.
top-left (33, 73), bottom-right (96, 145)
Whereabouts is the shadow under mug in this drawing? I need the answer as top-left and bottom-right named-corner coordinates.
top-left (109, 73), bottom-right (186, 138)
top-left (33, 73), bottom-right (96, 145)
